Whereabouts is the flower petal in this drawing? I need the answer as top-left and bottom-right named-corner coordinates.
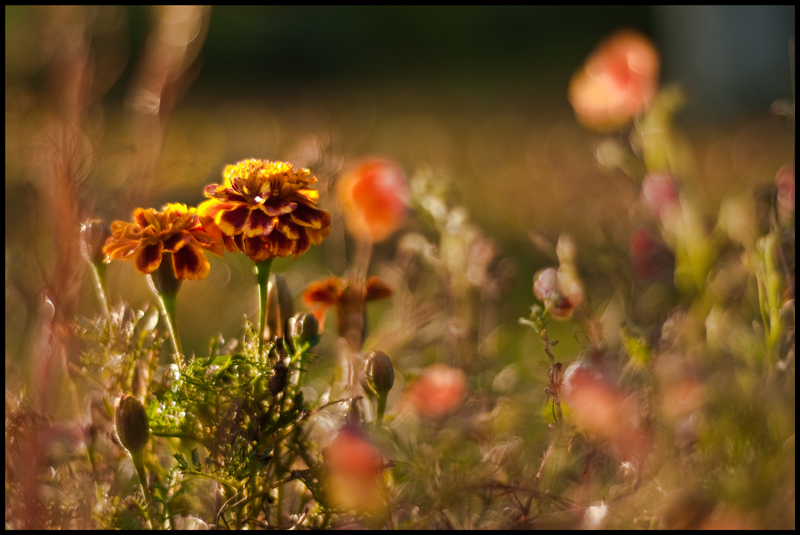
top-left (163, 232), bottom-right (190, 252)
top-left (173, 244), bottom-right (210, 280)
top-left (133, 241), bottom-right (164, 274)
top-left (262, 200), bottom-right (297, 217)
top-left (276, 217), bottom-right (300, 240)
top-left (103, 238), bottom-right (140, 261)
top-left (366, 277), bottom-right (393, 300)
top-left (305, 224), bottom-right (332, 246)
top-left (188, 229), bottom-right (225, 257)
top-left (244, 209), bottom-right (276, 238)
top-left (290, 204), bottom-right (331, 230)
top-left (216, 205), bottom-right (250, 235)
top-left (292, 231), bottom-right (311, 259)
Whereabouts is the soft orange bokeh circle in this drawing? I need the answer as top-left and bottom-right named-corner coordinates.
top-left (338, 159), bottom-right (409, 242)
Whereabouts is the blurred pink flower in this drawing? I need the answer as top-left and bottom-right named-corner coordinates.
top-left (561, 360), bottom-right (651, 464)
top-left (641, 172), bottom-right (679, 220)
top-left (776, 163), bottom-right (794, 212)
top-left (338, 159), bottom-right (409, 243)
top-left (569, 29), bottom-right (660, 132)
top-left (406, 364), bottom-right (466, 418)
top-left (533, 267), bottom-right (583, 319)
top-left (630, 227), bottom-right (673, 281)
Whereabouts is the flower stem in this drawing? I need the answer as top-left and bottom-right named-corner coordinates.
top-left (130, 449), bottom-right (156, 529)
top-left (91, 262), bottom-right (110, 317)
top-left (147, 254), bottom-right (184, 369)
top-left (256, 259), bottom-right (274, 356)
top-left (158, 290), bottom-right (184, 370)
top-left (376, 392), bottom-right (388, 428)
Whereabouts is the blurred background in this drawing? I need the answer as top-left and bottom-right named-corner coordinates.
top-left (5, 5), bottom-right (795, 366)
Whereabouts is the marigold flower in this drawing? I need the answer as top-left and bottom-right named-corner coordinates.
top-left (406, 364), bottom-right (466, 418)
top-left (103, 203), bottom-right (223, 280)
top-left (198, 159), bottom-right (332, 262)
top-left (338, 159), bottom-right (409, 242)
top-left (303, 275), bottom-right (392, 332)
top-left (569, 29), bottom-right (660, 132)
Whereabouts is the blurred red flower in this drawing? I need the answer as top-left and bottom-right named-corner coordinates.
top-left (323, 426), bottom-right (385, 514)
top-left (569, 29), bottom-right (660, 132)
top-left (406, 364), bottom-right (466, 418)
top-left (338, 159), bottom-right (409, 242)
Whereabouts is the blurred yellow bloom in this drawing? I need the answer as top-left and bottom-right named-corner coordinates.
top-left (198, 159), bottom-right (332, 262)
top-left (568, 29), bottom-right (660, 132)
top-left (103, 203), bottom-right (223, 280)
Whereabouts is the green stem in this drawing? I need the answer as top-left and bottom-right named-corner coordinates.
top-left (130, 449), bottom-right (156, 529)
top-left (256, 259), bottom-right (274, 356)
top-left (376, 392), bottom-right (388, 428)
top-left (91, 262), bottom-right (110, 317)
top-left (159, 291), bottom-right (184, 370)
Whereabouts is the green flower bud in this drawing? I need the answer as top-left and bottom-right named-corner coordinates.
top-left (115, 394), bottom-right (150, 453)
top-left (365, 350), bottom-right (394, 394)
top-left (289, 312), bottom-right (320, 349)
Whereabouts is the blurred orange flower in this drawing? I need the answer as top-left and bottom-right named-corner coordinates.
top-left (198, 159), bottom-right (331, 262)
top-left (406, 364), bottom-right (466, 418)
top-left (560, 360), bottom-right (651, 464)
top-left (303, 275), bottom-right (392, 331)
top-left (338, 159), bottom-right (409, 242)
top-left (568, 29), bottom-right (660, 132)
top-left (323, 426), bottom-right (385, 514)
top-left (103, 203), bottom-right (223, 280)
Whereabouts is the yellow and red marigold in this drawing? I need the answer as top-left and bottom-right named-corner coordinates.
top-left (198, 159), bottom-right (332, 262)
top-left (103, 203), bottom-right (223, 280)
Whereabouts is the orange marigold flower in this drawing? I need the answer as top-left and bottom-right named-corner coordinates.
top-left (568, 29), bottom-right (660, 132)
top-left (338, 159), bottom-right (409, 242)
top-left (303, 275), bottom-right (392, 331)
top-left (198, 159), bottom-right (332, 262)
top-left (103, 203), bottom-right (224, 280)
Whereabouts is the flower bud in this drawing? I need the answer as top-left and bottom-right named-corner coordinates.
top-left (365, 350), bottom-right (394, 394)
top-left (266, 274), bottom-right (295, 340)
top-left (288, 311), bottom-right (320, 349)
top-left (269, 359), bottom-right (289, 396)
top-left (115, 394), bottom-right (150, 453)
top-left (80, 218), bottom-right (112, 266)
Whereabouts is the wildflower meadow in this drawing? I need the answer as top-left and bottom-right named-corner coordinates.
top-left (5, 6), bottom-right (795, 529)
